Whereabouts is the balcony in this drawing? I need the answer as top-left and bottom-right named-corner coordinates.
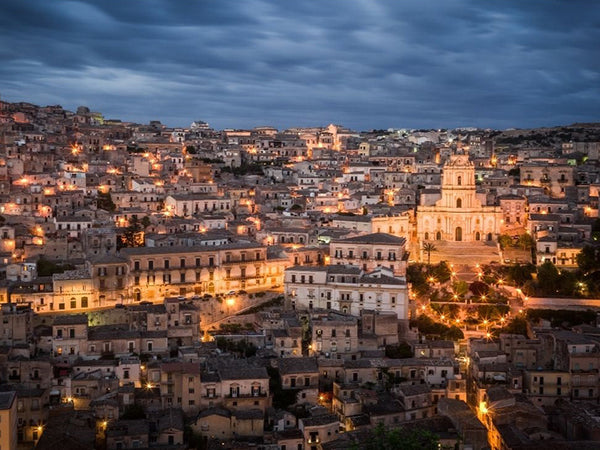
top-left (226, 392), bottom-right (267, 399)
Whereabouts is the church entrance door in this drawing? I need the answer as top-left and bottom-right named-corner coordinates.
top-left (455, 227), bottom-right (462, 241)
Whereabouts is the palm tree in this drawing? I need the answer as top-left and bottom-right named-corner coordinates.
top-left (423, 242), bottom-right (437, 265)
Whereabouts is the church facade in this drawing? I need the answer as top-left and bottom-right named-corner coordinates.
top-left (416, 153), bottom-right (502, 243)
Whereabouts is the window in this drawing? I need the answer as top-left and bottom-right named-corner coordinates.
top-left (456, 198), bottom-right (462, 208)
top-left (164, 259), bottom-right (170, 269)
top-left (81, 297), bottom-right (88, 308)
top-left (70, 299), bottom-right (77, 309)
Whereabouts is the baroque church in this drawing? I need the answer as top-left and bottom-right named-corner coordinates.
top-left (417, 152), bottom-right (502, 243)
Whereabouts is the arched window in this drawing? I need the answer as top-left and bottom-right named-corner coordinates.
top-left (457, 175), bottom-right (462, 186)
top-left (456, 198), bottom-right (462, 208)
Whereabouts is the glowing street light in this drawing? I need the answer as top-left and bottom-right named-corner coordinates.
top-left (479, 402), bottom-right (488, 414)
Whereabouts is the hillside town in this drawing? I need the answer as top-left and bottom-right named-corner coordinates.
top-left (3, 96), bottom-right (600, 450)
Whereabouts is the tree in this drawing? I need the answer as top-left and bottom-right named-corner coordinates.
top-left (36, 257), bottom-right (75, 277)
top-left (536, 261), bottom-right (560, 296)
top-left (356, 423), bottom-right (440, 450)
top-left (517, 233), bottom-right (535, 250)
top-left (422, 242), bottom-right (437, 265)
top-left (506, 264), bottom-right (535, 287)
top-left (498, 234), bottom-right (513, 250)
top-left (385, 342), bottom-right (413, 359)
top-left (141, 215), bottom-right (151, 229)
top-left (469, 281), bottom-right (489, 297)
top-left (431, 261), bottom-right (451, 283)
top-left (119, 216), bottom-right (144, 249)
top-left (577, 245), bottom-right (600, 274)
top-left (502, 316), bottom-right (528, 336)
top-left (120, 404), bottom-right (146, 420)
top-left (96, 192), bottom-right (116, 212)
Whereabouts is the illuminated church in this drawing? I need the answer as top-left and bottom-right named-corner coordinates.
top-left (416, 153), bottom-right (502, 243)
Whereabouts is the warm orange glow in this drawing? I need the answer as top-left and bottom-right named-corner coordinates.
top-left (479, 401), bottom-right (488, 414)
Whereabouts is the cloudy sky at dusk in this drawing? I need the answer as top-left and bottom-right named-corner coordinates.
top-left (0, 0), bottom-right (598, 130)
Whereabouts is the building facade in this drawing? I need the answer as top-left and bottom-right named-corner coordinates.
top-left (417, 153), bottom-right (502, 243)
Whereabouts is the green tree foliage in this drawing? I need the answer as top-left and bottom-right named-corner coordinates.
top-left (96, 192), bottom-right (116, 212)
top-left (536, 261), bottom-right (561, 295)
top-left (406, 264), bottom-right (430, 297)
top-left (215, 337), bottom-right (257, 357)
top-left (517, 233), bottom-right (535, 250)
top-left (385, 342), bottom-right (413, 359)
top-left (577, 245), bottom-right (600, 274)
top-left (498, 234), bottom-right (513, 250)
top-left (356, 423), bottom-right (440, 450)
top-left (36, 257), bottom-right (75, 277)
top-left (505, 264), bottom-right (535, 287)
top-left (267, 367), bottom-right (297, 410)
top-left (452, 280), bottom-right (469, 296)
top-left (527, 309), bottom-right (596, 328)
top-left (502, 316), bottom-right (528, 336)
top-left (476, 304), bottom-right (510, 317)
top-left (119, 216), bottom-right (144, 249)
top-left (411, 315), bottom-right (464, 341)
top-left (591, 219), bottom-right (600, 242)
top-left (422, 242), bottom-right (437, 265)
top-left (141, 215), bottom-right (151, 228)
top-left (430, 261), bottom-right (451, 283)
top-left (120, 404), bottom-right (146, 420)
top-left (469, 281), bottom-right (489, 297)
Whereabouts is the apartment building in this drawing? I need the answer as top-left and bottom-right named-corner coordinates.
top-left (285, 265), bottom-right (408, 319)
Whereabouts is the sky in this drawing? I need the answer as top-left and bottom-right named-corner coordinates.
top-left (0, 0), bottom-right (599, 131)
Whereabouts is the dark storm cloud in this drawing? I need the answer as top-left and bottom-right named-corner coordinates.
top-left (0, 0), bottom-right (598, 130)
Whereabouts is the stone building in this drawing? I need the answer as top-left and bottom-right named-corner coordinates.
top-left (417, 153), bottom-right (502, 243)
